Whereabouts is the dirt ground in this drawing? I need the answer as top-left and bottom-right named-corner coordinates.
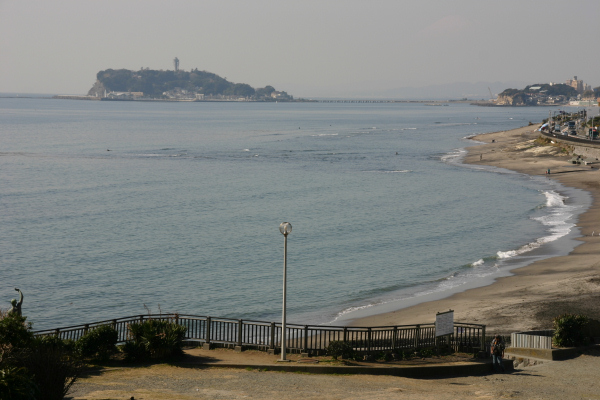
top-left (68, 347), bottom-right (600, 400)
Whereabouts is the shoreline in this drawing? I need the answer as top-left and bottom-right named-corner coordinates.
top-left (349, 124), bottom-right (600, 334)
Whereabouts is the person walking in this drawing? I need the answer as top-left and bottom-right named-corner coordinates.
top-left (490, 334), bottom-right (506, 373)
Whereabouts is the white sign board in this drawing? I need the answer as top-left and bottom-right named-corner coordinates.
top-left (435, 310), bottom-right (454, 337)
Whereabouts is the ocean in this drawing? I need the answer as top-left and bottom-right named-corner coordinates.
top-left (0, 98), bottom-right (590, 330)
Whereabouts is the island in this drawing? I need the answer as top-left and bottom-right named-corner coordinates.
top-left (474, 76), bottom-right (599, 107)
top-left (495, 83), bottom-right (578, 106)
top-left (56, 60), bottom-right (297, 102)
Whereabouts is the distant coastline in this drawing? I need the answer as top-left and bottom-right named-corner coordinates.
top-left (49, 95), bottom-right (475, 104)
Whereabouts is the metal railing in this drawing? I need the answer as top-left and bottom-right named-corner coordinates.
top-left (33, 314), bottom-right (486, 355)
top-left (511, 330), bottom-right (553, 349)
top-left (542, 130), bottom-right (600, 145)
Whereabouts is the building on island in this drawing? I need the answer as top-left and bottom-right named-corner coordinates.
top-left (106, 91), bottom-right (143, 100)
top-left (271, 91), bottom-right (292, 100)
top-left (565, 76), bottom-right (591, 94)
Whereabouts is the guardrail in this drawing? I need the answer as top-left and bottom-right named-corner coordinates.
top-left (33, 314), bottom-right (486, 356)
top-left (511, 330), bottom-right (553, 349)
top-left (541, 131), bottom-right (600, 146)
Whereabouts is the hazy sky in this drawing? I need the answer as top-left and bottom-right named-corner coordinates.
top-left (1, 0), bottom-right (598, 97)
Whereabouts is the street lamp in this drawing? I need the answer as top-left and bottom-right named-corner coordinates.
top-left (279, 222), bottom-right (292, 361)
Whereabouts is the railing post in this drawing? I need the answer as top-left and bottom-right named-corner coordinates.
top-left (481, 325), bottom-right (486, 352)
top-left (303, 325), bottom-right (309, 353)
top-left (270, 322), bottom-right (276, 350)
top-left (202, 317), bottom-right (212, 350)
top-left (205, 317), bottom-right (211, 344)
top-left (392, 326), bottom-right (397, 350)
top-left (84, 324), bottom-right (89, 335)
top-left (238, 319), bottom-right (243, 347)
top-left (343, 327), bottom-right (348, 343)
top-left (367, 328), bottom-right (372, 355)
top-left (55, 328), bottom-right (60, 338)
top-left (414, 325), bottom-right (420, 349)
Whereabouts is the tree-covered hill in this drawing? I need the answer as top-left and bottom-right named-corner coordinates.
top-left (87, 68), bottom-right (288, 100)
top-left (496, 83), bottom-right (578, 106)
top-left (500, 83), bottom-right (577, 98)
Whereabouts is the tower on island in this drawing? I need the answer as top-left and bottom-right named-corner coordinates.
top-left (174, 57), bottom-right (179, 72)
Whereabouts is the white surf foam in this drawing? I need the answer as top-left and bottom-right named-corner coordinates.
top-left (440, 148), bottom-right (466, 163)
top-left (497, 190), bottom-right (577, 259)
top-left (329, 188), bottom-right (582, 325)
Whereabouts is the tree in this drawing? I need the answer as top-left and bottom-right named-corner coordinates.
top-left (582, 89), bottom-right (595, 99)
top-left (225, 83), bottom-right (255, 97)
top-left (255, 85), bottom-right (276, 98)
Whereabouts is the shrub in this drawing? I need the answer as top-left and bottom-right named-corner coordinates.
top-left (0, 313), bottom-right (33, 365)
top-left (120, 341), bottom-right (148, 363)
top-left (0, 366), bottom-right (39, 400)
top-left (0, 312), bottom-right (83, 400)
top-left (419, 347), bottom-right (435, 358)
top-left (553, 313), bottom-right (590, 347)
top-left (77, 325), bottom-right (118, 361)
top-left (123, 319), bottom-right (187, 361)
top-left (326, 341), bottom-right (355, 360)
top-left (20, 336), bottom-right (83, 400)
top-left (437, 345), bottom-right (454, 356)
top-left (377, 351), bottom-right (393, 362)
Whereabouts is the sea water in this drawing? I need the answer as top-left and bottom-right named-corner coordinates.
top-left (0, 98), bottom-right (589, 330)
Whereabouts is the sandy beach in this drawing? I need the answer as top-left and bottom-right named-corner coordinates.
top-left (350, 124), bottom-right (600, 334)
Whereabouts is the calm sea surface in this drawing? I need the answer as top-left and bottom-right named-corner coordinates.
top-left (0, 98), bottom-right (589, 330)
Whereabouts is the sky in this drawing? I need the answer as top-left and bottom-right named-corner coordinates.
top-left (1, 0), bottom-right (599, 98)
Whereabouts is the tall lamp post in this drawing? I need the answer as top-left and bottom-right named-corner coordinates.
top-left (279, 222), bottom-right (292, 361)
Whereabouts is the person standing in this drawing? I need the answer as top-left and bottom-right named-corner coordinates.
top-left (490, 334), bottom-right (505, 373)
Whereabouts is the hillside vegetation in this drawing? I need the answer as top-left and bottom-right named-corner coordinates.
top-left (87, 68), bottom-right (286, 100)
top-left (500, 83), bottom-right (577, 98)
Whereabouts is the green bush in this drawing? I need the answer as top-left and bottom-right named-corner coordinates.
top-left (77, 325), bottom-right (118, 361)
top-left (1, 312), bottom-right (83, 400)
top-left (0, 366), bottom-right (39, 400)
top-left (419, 347), bottom-right (435, 358)
top-left (0, 313), bottom-right (33, 362)
top-left (120, 341), bottom-right (148, 362)
top-left (20, 336), bottom-right (83, 400)
top-left (553, 313), bottom-right (590, 347)
top-left (377, 351), bottom-right (394, 361)
top-left (326, 341), bottom-right (355, 360)
top-left (123, 319), bottom-right (187, 361)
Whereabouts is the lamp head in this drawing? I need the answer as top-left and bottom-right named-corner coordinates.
top-left (279, 222), bottom-right (292, 236)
